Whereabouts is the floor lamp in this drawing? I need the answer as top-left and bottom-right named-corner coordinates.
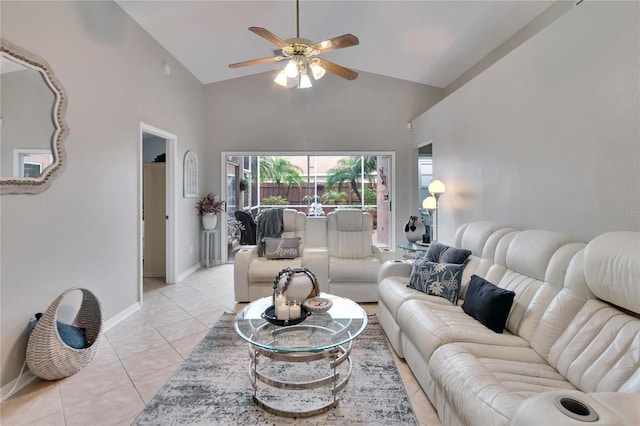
top-left (422, 196), bottom-right (436, 242)
top-left (424, 180), bottom-right (446, 242)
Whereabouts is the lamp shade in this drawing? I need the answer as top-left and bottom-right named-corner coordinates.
top-left (422, 196), bottom-right (437, 210)
top-left (284, 60), bottom-right (298, 78)
top-left (309, 60), bottom-right (326, 80)
top-left (274, 70), bottom-right (288, 87)
top-left (428, 180), bottom-right (446, 196)
top-left (299, 73), bottom-right (312, 89)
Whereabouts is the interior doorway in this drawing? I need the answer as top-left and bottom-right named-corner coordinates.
top-left (418, 141), bottom-right (433, 239)
top-left (139, 123), bottom-right (177, 303)
top-left (143, 134), bottom-right (167, 278)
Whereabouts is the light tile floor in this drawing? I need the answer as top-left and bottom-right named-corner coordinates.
top-left (1, 264), bottom-right (441, 426)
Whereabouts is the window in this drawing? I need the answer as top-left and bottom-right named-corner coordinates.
top-left (13, 149), bottom-right (53, 178)
top-left (224, 153), bottom-right (393, 247)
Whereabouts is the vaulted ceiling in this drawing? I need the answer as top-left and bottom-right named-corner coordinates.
top-left (116, 1), bottom-right (554, 88)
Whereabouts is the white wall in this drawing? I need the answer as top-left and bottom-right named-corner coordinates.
top-left (0, 1), bottom-right (206, 386)
top-left (204, 70), bottom-right (443, 245)
top-left (412, 1), bottom-right (639, 243)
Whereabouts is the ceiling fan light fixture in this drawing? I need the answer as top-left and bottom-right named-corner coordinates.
top-left (284, 59), bottom-right (299, 78)
top-left (299, 73), bottom-right (312, 89)
top-left (309, 60), bottom-right (326, 80)
top-left (228, 0), bottom-right (359, 88)
top-left (274, 69), bottom-right (289, 87)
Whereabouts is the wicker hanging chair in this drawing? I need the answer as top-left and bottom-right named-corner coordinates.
top-left (26, 287), bottom-right (102, 380)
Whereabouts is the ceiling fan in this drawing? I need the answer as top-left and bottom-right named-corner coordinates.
top-left (228, 0), bottom-right (359, 88)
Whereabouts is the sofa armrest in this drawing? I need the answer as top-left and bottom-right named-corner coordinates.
top-left (373, 244), bottom-right (397, 263)
top-left (511, 390), bottom-right (639, 426)
top-left (303, 247), bottom-right (329, 294)
top-left (588, 392), bottom-right (640, 425)
top-left (233, 245), bottom-right (258, 302)
top-left (378, 259), bottom-right (413, 283)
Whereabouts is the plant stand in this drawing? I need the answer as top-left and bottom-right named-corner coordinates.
top-left (200, 229), bottom-right (219, 267)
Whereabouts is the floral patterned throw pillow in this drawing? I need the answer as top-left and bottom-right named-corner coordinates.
top-left (407, 259), bottom-right (465, 305)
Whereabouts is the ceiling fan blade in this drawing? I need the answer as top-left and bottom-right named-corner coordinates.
top-left (229, 56), bottom-right (285, 68)
top-left (312, 34), bottom-right (359, 54)
top-left (315, 58), bottom-right (358, 80)
top-left (249, 27), bottom-right (289, 48)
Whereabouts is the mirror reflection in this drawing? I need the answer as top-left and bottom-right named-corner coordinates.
top-left (1, 56), bottom-right (56, 178)
top-left (1, 38), bottom-right (69, 194)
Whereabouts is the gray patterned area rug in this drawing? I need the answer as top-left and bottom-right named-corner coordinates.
top-left (133, 313), bottom-right (418, 425)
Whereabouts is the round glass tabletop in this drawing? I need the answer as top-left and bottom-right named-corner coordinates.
top-left (397, 242), bottom-right (430, 252)
top-left (234, 293), bottom-right (367, 353)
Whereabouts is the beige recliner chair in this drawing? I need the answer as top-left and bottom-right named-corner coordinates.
top-left (233, 209), bottom-right (328, 302)
top-left (326, 209), bottom-right (394, 302)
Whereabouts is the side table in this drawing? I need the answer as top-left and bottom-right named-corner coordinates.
top-left (397, 242), bottom-right (430, 259)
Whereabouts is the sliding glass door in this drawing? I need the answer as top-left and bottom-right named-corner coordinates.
top-left (223, 153), bottom-right (394, 260)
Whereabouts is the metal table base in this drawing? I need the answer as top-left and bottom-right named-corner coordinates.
top-left (248, 340), bottom-right (353, 418)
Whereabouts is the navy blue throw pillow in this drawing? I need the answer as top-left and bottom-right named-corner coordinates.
top-left (408, 259), bottom-right (464, 305)
top-left (462, 275), bottom-right (515, 333)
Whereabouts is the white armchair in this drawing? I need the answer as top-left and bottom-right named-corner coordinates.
top-left (326, 209), bottom-right (394, 302)
top-left (233, 209), bottom-right (329, 302)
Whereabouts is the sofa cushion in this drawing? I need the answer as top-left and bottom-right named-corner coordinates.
top-left (462, 275), bottom-right (515, 333)
top-left (327, 210), bottom-right (373, 258)
top-left (397, 299), bottom-right (529, 360)
top-left (379, 277), bottom-right (454, 318)
top-left (425, 242), bottom-right (448, 262)
top-left (408, 260), bottom-right (464, 305)
top-left (425, 242), bottom-right (472, 265)
top-left (547, 299), bottom-right (640, 393)
top-left (333, 209), bottom-right (364, 231)
top-left (329, 256), bottom-right (380, 283)
top-left (263, 237), bottom-right (300, 259)
top-left (248, 256), bottom-right (303, 282)
top-left (583, 231), bottom-right (640, 314)
top-left (440, 247), bottom-right (472, 264)
top-left (429, 342), bottom-right (576, 426)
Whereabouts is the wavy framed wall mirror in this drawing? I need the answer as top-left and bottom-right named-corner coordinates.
top-left (1, 38), bottom-right (69, 194)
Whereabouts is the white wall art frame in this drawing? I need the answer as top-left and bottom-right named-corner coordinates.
top-left (183, 150), bottom-right (198, 198)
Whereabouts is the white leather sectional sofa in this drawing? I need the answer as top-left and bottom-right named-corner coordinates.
top-left (234, 209), bottom-right (395, 302)
top-left (378, 221), bottom-right (639, 426)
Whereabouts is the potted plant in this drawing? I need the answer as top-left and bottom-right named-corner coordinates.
top-left (196, 193), bottom-right (226, 230)
top-left (239, 179), bottom-right (248, 192)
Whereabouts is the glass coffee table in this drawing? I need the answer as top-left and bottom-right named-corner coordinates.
top-left (234, 293), bottom-right (367, 418)
top-left (397, 241), bottom-right (430, 259)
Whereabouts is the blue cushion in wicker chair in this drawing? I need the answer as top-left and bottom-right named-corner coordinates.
top-left (35, 313), bottom-right (87, 349)
top-left (56, 322), bottom-right (87, 349)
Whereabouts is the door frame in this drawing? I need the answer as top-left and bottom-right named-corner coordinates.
top-left (138, 123), bottom-right (177, 303)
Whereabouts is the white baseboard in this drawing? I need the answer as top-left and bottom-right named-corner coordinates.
top-left (103, 302), bottom-right (141, 332)
top-left (177, 263), bottom-right (201, 282)
top-left (143, 272), bottom-right (165, 278)
top-left (1, 302), bottom-right (142, 402)
top-left (1, 370), bottom-right (36, 402)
